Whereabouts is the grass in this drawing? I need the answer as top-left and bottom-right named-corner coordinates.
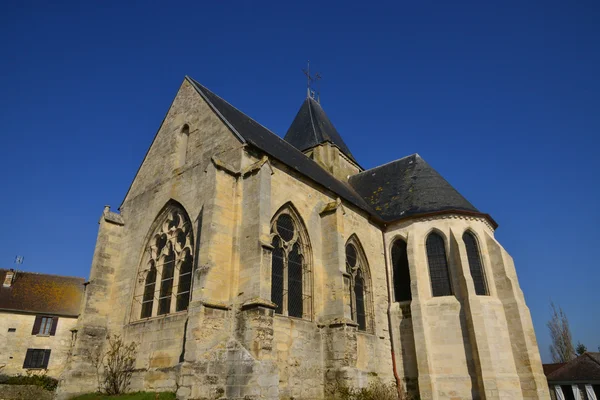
top-left (69, 392), bottom-right (176, 400)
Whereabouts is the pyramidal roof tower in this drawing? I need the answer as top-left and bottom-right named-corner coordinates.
top-left (284, 93), bottom-right (361, 181)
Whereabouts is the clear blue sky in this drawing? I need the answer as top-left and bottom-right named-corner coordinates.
top-left (1, 1), bottom-right (598, 362)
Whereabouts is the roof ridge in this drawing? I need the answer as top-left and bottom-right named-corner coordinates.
top-left (585, 352), bottom-right (600, 367)
top-left (307, 97), bottom-right (320, 145)
top-left (0, 269), bottom-right (85, 281)
top-left (187, 77), bottom-right (280, 140)
top-left (352, 153), bottom-right (420, 177)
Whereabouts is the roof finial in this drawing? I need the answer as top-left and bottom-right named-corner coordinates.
top-left (302, 60), bottom-right (322, 103)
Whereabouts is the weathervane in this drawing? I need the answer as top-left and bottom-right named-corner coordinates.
top-left (302, 60), bottom-right (321, 103)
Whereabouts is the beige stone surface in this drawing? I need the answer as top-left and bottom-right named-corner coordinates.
top-left (56, 78), bottom-right (550, 400)
top-left (0, 312), bottom-right (77, 377)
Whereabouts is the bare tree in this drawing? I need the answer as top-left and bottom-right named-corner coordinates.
top-left (547, 302), bottom-right (575, 363)
top-left (87, 335), bottom-right (138, 395)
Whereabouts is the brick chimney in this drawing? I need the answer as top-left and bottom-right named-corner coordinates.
top-left (3, 269), bottom-right (15, 288)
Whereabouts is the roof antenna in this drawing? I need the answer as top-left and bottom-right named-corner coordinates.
top-left (302, 60), bottom-right (322, 103)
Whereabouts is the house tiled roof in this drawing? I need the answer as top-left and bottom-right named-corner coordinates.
top-left (545, 353), bottom-right (600, 383)
top-left (543, 362), bottom-right (567, 376)
top-left (284, 97), bottom-right (358, 164)
top-left (0, 269), bottom-right (84, 317)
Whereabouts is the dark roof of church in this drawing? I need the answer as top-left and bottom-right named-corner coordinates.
top-left (0, 269), bottom-right (84, 317)
top-left (187, 77), bottom-right (495, 227)
top-left (187, 77), bottom-right (377, 217)
top-left (284, 97), bottom-right (358, 164)
top-left (545, 353), bottom-right (600, 383)
top-left (348, 154), bottom-right (488, 224)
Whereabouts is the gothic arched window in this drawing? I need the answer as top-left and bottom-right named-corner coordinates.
top-left (463, 231), bottom-right (488, 296)
top-left (345, 238), bottom-right (373, 332)
top-left (270, 207), bottom-right (312, 319)
top-left (392, 239), bottom-right (412, 302)
top-left (426, 232), bottom-right (452, 297)
top-left (135, 204), bottom-right (194, 319)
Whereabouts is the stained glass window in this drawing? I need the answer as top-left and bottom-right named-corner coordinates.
top-left (463, 231), bottom-right (488, 296)
top-left (270, 209), bottom-right (311, 319)
top-left (426, 233), bottom-right (452, 297)
top-left (392, 239), bottom-right (411, 302)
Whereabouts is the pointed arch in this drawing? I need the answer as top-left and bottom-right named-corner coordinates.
top-left (462, 230), bottom-right (488, 296)
top-left (391, 237), bottom-right (412, 302)
top-left (133, 200), bottom-right (195, 319)
top-left (426, 231), bottom-right (452, 297)
top-left (345, 235), bottom-right (374, 332)
top-left (269, 202), bottom-right (313, 320)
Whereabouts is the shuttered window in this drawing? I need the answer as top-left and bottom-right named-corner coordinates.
top-left (426, 233), bottom-right (453, 297)
top-left (463, 231), bottom-right (488, 295)
top-left (23, 349), bottom-right (51, 369)
top-left (32, 316), bottom-right (58, 336)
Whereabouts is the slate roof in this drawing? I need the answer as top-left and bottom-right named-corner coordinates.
top-left (0, 269), bottom-right (85, 317)
top-left (187, 77), bottom-right (377, 218)
top-left (283, 97), bottom-right (358, 164)
top-left (187, 77), bottom-right (495, 228)
top-left (348, 154), bottom-right (495, 225)
top-left (545, 353), bottom-right (600, 383)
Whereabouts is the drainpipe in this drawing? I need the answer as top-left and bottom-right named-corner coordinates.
top-left (382, 230), bottom-right (402, 398)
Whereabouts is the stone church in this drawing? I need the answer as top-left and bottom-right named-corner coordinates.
top-left (58, 76), bottom-right (550, 400)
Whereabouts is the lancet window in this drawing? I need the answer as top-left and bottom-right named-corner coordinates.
top-left (270, 206), bottom-right (312, 320)
top-left (136, 204), bottom-right (194, 319)
top-left (345, 238), bottom-right (374, 332)
top-left (463, 231), bottom-right (488, 295)
top-left (426, 232), bottom-right (453, 297)
top-left (392, 238), bottom-right (412, 302)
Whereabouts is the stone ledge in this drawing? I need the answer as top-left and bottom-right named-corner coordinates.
top-left (241, 298), bottom-right (277, 311)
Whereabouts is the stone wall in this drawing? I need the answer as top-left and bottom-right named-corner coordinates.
top-left (0, 312), bottom-right (76, 377)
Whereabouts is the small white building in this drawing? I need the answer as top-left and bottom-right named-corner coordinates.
top-left (0, 269), bottom-right (84, 377)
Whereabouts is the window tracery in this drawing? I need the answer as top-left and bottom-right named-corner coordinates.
top-left (270, 207), bottom-right (312, 320)
top-left (135, 205), bottom-right (194, 319)
top-left (345, 238), bottom-right (374, 332)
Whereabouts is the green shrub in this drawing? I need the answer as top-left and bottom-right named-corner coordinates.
top-left (1, 372), bottom-right (59, 391)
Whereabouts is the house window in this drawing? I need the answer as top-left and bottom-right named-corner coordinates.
top-left (391, 239), bottom-right (411, 302)
top-left (32, 316), bottom-right (58, 336)
top-left (134, 203), bottom-right (195, 319)
top-left (345, 238), bottom-right (374, 332)
top-left (426, 232), bottom-right (453, 297)
top-left (270, 206), bottom-right (312, 319)
top-left (23, 349), bottom-right (51, 369)
top-left (462, 231), bottom-right (488, 295)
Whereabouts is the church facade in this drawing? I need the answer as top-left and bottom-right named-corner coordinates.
top-left (58, 77), bottom-right (549, 400)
